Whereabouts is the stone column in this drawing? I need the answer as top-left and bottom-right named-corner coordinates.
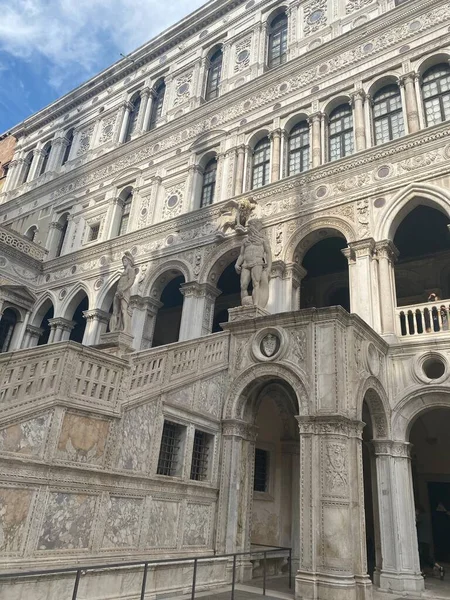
top-left (9, 311), bottom-right (30, 351)
top-left (48, 318), bottom-right (75, 343)
top-left (221, 147), bottom-right (237, 201)
top-left (308, 113), bottom-right (322, 168)
top-left (351, 90), bottom-right (367, 151)
top-left (286, 263), bottom-right (307, 311)
top-left (104, 195), bottom-right (124, 240)
top-left (28, 148), bottom-right (45, 181)
top-left (343, 239), bottom-right (378, 329)
top-left (281, 440), bottom-right (300, 568)
top-left (133, 297), bottom-right (163, 350)
top-left (215, 152), bottom-right (226, 203)
top-left (372, 441), bottom-right (424, 593)
top-left (113, 102), bottom-right (131, 144)
top-left (270, 129), bottom-right (282, 182)
top-left (399, 73), bottom-right (420, 134)
top-left (82, 309), bottom-right (110, 346)
top-left (2, 159), bottom-right (22, 192)
top-left (142, 89), bottom-right (156, 132)
top-left (186, 164), bottom-right (203, 211)
top-left (268, 261), bottom-right (286, 314)
top-left (234, 145), bottom-right (247, 196)
top-left (48, 136), bottom-right (69, 172)
top-left (179, 282), bottom-right (221, 340)
top-left (66, 128), bottom-right (82, 163)
top-left (46, 221), bottom-right (65, 259)
top-left (22, 324), bottom-right (44, 348)
top-left (296, 416), bottom-right (371, 600)
top-left (376, 240), bottom-right (398, 337)
top-left (136, 88), bottom-right (151, 133)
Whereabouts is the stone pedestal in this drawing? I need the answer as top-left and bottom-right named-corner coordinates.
top-left (227, 305), bottom-right (270, 323)
top-left (97, 331), bottom-right (134, 356)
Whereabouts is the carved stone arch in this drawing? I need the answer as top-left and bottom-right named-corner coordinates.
top-left (391, 387), bottom-right (450, 441)
top-left (111, 167), bottom-right (142, 188)
top-left (376, 182), bottom-right (450, 242)
top-left (199, 238), bottom-right (242, 285)
top-left (29, 291), bottom-right (57, 327)
top-left (366, 72), bottom-right (402, 98)
top-left (283, 112), bottom-right (311, 134)
top-left (358, 376), bottom-right (391, 439)
top-left (59, 283), bottom-right (92, 318)
top-left (96, 271), bottom-right (122, 312)
top-left (415, 51), bottom-right (450, 78)
top-left (189, 129), bottom-right (227, 152)
top-left (284, 216), bottom-right (356, 264)
top-left (142, 259), bottom-right (192, 299)
top-left (322, 94), bottom-right (352, 117)
top-left (223, 362), bottom-right (309, 421)
top-left (246, 129), bottom-right (271, 150)
top-left (253, 382), bottom-right (299, 439)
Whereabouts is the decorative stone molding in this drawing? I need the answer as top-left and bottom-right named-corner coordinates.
top-left (297, 415), bottom-right (365, 438)
top-left (372, 440), bottom-right (412, 458)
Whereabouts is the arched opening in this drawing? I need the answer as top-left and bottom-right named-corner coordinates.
top-left (212, 260), bottom-right (241, 332)
top-left (299, 233), bottom-right (350, 311)
top-left (252, 137), bottom-right (271, 189)
top-left (328, 104), bottom-right (354, 161)
top-left (124, 94), bottom-right (142, 143)
top-left (205, 47), bottom-right (223, 101)
top-left (410, 407), bottom-right (450, 583)
top-left (267, 12), bottom-right (288, 69)
top-left (39, 142), bottom-right (52, 176)
top-left (152, 274), bottom-right (185, 347)
top-left (62, 129), bottom-right (74, 165)
top-left (421, 64), bottom-right (450, 127)
top-left (149, 81), bottom-right (166, 130)
top-left (55, 213), bottom-right (69, 257)
top-left (200, 158), bottom-right (218, 207)
top-left (394, 204), bottom-right (450, 335)
top-left (0, 308), bottom-right (19, 353)
top-left (288, 120), bottom-right (310, 175)
top-left (34, 300), bottom-right (54, 346)
top-left (68, 294), bottom-right (89, 344)
top-left (24, 225), bottom-right (38, 243)
top-left (118, 189), bottom-right (133, 236)
top-left (372, 84), bottom-right (405, 144)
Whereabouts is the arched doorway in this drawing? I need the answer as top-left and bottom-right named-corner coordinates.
top-left (299, 234), bottom-right (350, 310)
top-left (0, 308), bottom-right (19, 353)
top-left (64, 291), bottom-right (89, 344)
top-left (362, 400), bottom-right (380, 583)
top-left (152, 273), bottom-right (185, 347)
top-left (212, 261), bottom-right (241, 332)
top-left (37, 303), bottom-right (54, 346)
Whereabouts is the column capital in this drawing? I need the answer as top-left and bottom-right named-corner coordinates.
top-left (296, 415), bottom-right (365, 438)
top-left (33, 148), bottom-right (46, 158)
top-left (222, 419), bottom-right (258, 441)
top-left (398, 72), bottom-right (419, 87)
top-left (270, 260), bottom-right (286, 279)
top-left (48, 317), bottom-right (75, 331)
top-left (284, 261), bottom-right (307, 283)
top-left (269, 128), bottom-right (283, 141)
top-left (25, 324), bottom-right (44, 337)
top-left (82, 309), bottom-right (110, 323)
top-left (237, 144), bottom-right (250, 154)
top-left (372, 440), bottom-right (412, 458)
top-left (49, 220), bottom-right (65, 231)
top-left (307, 111), bottom-right (324, 125)
top-left (350, 89), bottom-right (366, 105)
top-left (180, 281), bottom-right (221, 299)
top-left (151, 175), bottom-right (163, 185)
top-left (375, 239), bottom-right (399, 262)
top-left (346, 238), bottom-right (376, 259)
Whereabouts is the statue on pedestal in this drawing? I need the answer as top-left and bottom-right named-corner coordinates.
top-left (109, 252), bottom-right (139, 334)
top-left (235, 219), bottom-right (272, 309)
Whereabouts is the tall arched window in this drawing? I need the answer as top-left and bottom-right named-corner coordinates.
top-left (20, 152), bottom-right (34, 184)
top-left (373, 85), bottom-right (404, 144)
top-left (205, 49), bottom-right (223, 101)
top-left (422, 64), bottom-right (450, 126)
top-left (288, 121), bottom-right (310, 175)
top-left (268, 13), bottom-right (288, 69)
top-left (149, 81), bottom-right (166, 130)
top-left (124, 95), bottom-right (142, 142)
top-left (201, 159), bottom-right (218, 207)
top-left (39, 142), bottom-right (52, 176)
top-left (55, 213), bottom-right (69, 258)
top-left (118, 191), bottom-right (133, 236)
top-left (252, 137), bottom-right (271, 189)
top-left (62, 129), bottom-right (74, 165)
top-left (25, 225), bottom-right (38, 242)
top-left (0, 308), bottom-right (18, 353)
top-left (329, 104), bottom-right (354, 161)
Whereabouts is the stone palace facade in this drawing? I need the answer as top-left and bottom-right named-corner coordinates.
top-left (1, 0), bottom-right (450, 598)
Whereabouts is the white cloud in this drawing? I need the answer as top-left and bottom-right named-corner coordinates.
top-left (0, 0), bottom-right (207, 89)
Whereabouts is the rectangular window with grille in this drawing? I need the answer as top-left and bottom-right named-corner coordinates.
top-left (157, 420), bottom-right (185, 477)
top-left (88, 223), bottom-right (100, 242)
top-left (254, 448), bottom-right (269, 492)
top-left (190, 430), bottom-right (213, 481)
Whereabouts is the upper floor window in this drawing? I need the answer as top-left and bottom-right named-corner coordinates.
top-left (268, 13), bottom-right (288, 69)
top-left (125, 95), bottom-right (142, 142)
top-left (118, 191), bottom-right (133, 236)
top-left (157, 420), bottom-right (186, 477)
top-left (288, 121), bottom-right (310, 175)
top-left (25, 225), bottom-right (38, 242)
top-left (252, 137), bottom-right (271, 189)
top-left (149, 81), bottom-right (166, 130)
top-left (422, 64), bottom-right (450, 127)
top-left (201, 158), bottom-right (218, 207)
top-left (88, 222), bottom-right (100, 242)
top-left (39, 142), bottom-right (52, 176)
top-left (62, 129), bottom-right (74, 165)
top-left (329, 104), bottom-right (354, 161)
top-left (55, 213), bottom-right (69, 258)
top-left (373, 85), bottom-right (405, 144)
top-left (205, 48), bottom-right (223, 101)
top-left (0, 308), bottom-right (18, 353)
top-left (20, 152), bottom-right (33, 185)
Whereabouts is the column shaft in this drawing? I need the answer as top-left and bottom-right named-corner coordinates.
top-left (352, 91), bottom-right (367, 151)
top-left (270, 129), bottom-right (282, 182)
top-left (309, 114), bottom-right (322, 168)
top-left (400, 74), bottom-right (420, 134)
top-left (234, 145), bottom-right (246, 196)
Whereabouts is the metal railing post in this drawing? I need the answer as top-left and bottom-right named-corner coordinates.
top-left (72, 569), bottom-right (81, 600)
top-left (191, 558), bottom-right (198, 600)
top-left (231, 554), bottom-right (237, 600)
top-left (140, 562), bottom-right (148, 600)
top-left (263, 551), bottom-right (266, 596)
top-left (288, 547), bottom-right (292, 589)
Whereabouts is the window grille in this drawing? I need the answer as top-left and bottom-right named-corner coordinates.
top-left (288, 121), bottom-right (310, 175)
top-left (252, 137), bottom-right (271, 189)
top-left (200, 159), bottom-right (217, 207)
top-left (157, 421), bottom-right (182, 476)
top-left (268, 13), bottom-right (288, 69)
top-left (190, 430), bottom-right (211, 481)
top-left (88, 223), bottom-right (100, 242)
top-left (422, 64), bottom-right (450, 127)
top-left (329, 105), bottom-right (354, 161)
top-left (254, 448), bottom-right (269, 492)
top-left (205, 49), bottom-right (223, 101)
top-left (373, 85), bottom-right (404, 144)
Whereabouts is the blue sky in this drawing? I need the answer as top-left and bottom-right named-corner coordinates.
top-left (0, 0), bottom-right (207, 133)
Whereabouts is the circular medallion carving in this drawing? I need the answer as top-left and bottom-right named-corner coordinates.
top-left (409, 21), bottom-right (421, 31)
top-left (59, 288), bottom-right (67, 300)
top-left (238, 49), bottom-right (250, 63)
top-left (308, 9), bottom-right (323, 23)
top-left (0, 257), bottom-right (6, 267)
top-left (199, 30), bottom-right (208, 39)
top-left (94, 278), bottom-right (104, 291)
top-left (71, 266), bottom-right (77, 274)
top-left (279, 83), bottom-right (288, 92)
top-left (260, 333), bottom-right (280, 358)
top-left (211, 116), bottom-right (218, 126)
top-left (374, 198), bottom-right (386, 208)
top-left (45, 274), bottom-right (51, 283)
top-left (377, 166), bottom-right (391, 179)
top-left (166, 235), bottom-right (175, 246)
top-left (316, 186), bottom-right (328, 198)
top-left (177, 82), bottom-right (190, 95)
top-left (140, 207), bottom-right (148, 217)
top-left (415, 352), bottom-right (448, 384)
top-left (245, 0), bottom-right (255, 8)
top-left (399, 45), bottom-right (410, 54)
top-left (167, 195), bottom-right (179, 208)
top-left (251, 327), bottom-right (288, 362)
top-left (319, 64), bottom-right (328, 74)
top-left (363, 43), bottom-right (374, 53)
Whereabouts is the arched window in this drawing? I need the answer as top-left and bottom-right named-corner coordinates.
top-left (55, 213), bottom-right (69, 258)
top-left (125, 95), bottom-right (142, 142)
top-left (25, 225), bottom-right (38, 243)
top-left (39, 143), bottom-right (52, 176)
top-left (201, 159), bottom-right (218, 207)
top-left (373, 85), bottom-right (404, 144)
top-left (62, 129), bottom-right (74, 165)
top-left (118, 191), bottom-right (133, 236)
top-left (288, 121), bottom-right (310, 175)
top-left (252, 137), bottom-right (271, 189)
top-left (149, 81), bottom-right (166, 130)
top-left (20, 152), bottom-right (34, 184)
top-left (0, 308), bottom-right (18, 353)
top-left (205, 49), bottom-right (223, 101)
top-left (422, 64), bottom-right (450, 126)
top-left (268, 13), bottom-right (288, 69)
top-left (329, 104), bottom-right (354, 161)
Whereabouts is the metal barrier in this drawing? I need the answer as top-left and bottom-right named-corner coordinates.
top-left (0, 544), bottom-right (292, 600)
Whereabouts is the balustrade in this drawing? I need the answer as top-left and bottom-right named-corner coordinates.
top-left (397, 299), bottom-right (450, 337)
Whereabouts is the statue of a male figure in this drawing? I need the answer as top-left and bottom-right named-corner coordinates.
top-left (235, 219), bottom-right (272, 309)
top-left (110, 251), bottom-right (139, 334)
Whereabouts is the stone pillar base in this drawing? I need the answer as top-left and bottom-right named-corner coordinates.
top-left (377, 569), bottom-right (424, 593)
top-left (296, 572), bottom-right (373, 600)
top-left (97, 331), bottom-right (134, 356)
top-left (227, 305), bottom-right (270, 323)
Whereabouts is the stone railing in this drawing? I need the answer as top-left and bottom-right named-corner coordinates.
top-left (0, 224), bottom-right (47, 261)
top-left (0, 341), bottom-right (129, 421)
top-left (397, 299), bottom-right (450, 337)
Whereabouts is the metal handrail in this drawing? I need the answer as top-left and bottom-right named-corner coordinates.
top-left (0, 544), bottom-right (293, 600)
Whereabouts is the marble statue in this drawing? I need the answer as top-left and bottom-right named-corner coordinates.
top-left (109, 252), bottom-right (139, 334)
top-left (235, 218), bottom-right (272, 308)
top-left (216, 196), bottom-right (260, 238)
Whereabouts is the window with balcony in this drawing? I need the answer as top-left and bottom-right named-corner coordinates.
top-left (422, 64), bottom-right (450, 127)
top-left (200, 158), bottom-right (217, 207)
top-left (268, 13), bottom-right (288, 69)
top-left (205, 48), bottom-right (223, 101)
top-left (252, 137), bottom-right (271, 189)
top-left (373, 85), bottom-right (405, 144)
top-left (288, 121), bottom-right (310, 175)
top-left (329, 104), bottom-right (354, 161)
top-left (157, 420), bottom-right (186, 476)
